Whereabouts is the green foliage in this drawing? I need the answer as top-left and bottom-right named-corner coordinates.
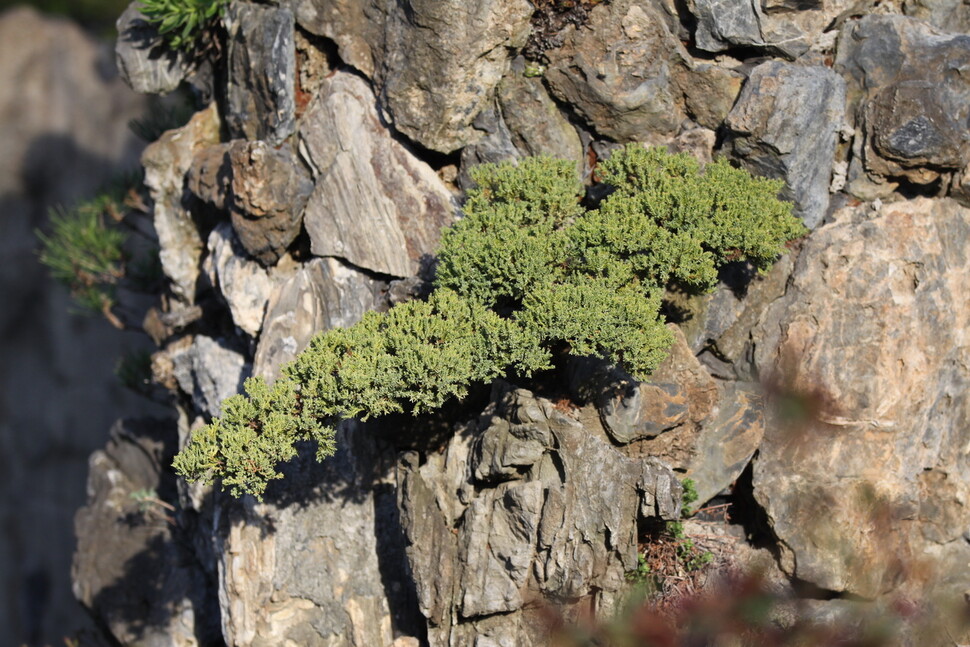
top-left (175, 146), bottom-right (804, 498)
top-left (138, 0), bottom-right (229, 51)
top-left (116, 349), bottom-right (153, 394)
top-left (681, 477), bottom-right (699, 510)
top-left (37, 193), bottom-right (127, 315)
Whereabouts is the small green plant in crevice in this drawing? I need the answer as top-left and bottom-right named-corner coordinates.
top-left (138, 0), bottom-right (230, 51)
top-left (174, 146), bottom-right (804, 499)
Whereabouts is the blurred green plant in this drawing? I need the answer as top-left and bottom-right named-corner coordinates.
top-left (138, 0), bottom-right (229, 51)
top-left (37, 193), bottom-right (127, 320)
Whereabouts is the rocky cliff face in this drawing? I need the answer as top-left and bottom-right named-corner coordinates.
top-left (73, 0), bottom-right (970, 645)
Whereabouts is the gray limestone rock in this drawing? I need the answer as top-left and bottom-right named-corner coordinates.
top-left (544, 0), bottom-right (690, 141)
top-left (836, 15), bottom-right (970, 187)
top-left (723, 61), bottom-right (846, 229)
top-left (253, 257), bottom-right (384, 381)
top-left (227, 139), bottom-right (314, 267)
top-left (204, 222), bottom-right (278, 338)
top-left (902, 0), bottom-right (970, 35)
top-left (142, 104), bottom-right (222, 304)
top-left (171, 336), bottom-right (251, 418)
top-left (300, 72), bottom-right (456, 277)
top-left (115, 2), bottom-right (190, 95)
top-left (225, 2), bottom-right (296, 145)
top-left (750, 197), bottom-right (970, 599)
top-left (690, 0), bottom-right (851, 59)
top-left (398, 383), bottom-right (682, 644)
top-left (73, 418), bottom-right (220, 647)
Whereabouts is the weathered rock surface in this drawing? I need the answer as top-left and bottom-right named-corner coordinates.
top-left (73, 418), bottom-right (219, 647)
top-left (723, 61), bottom-right (846, 229)
top-left (287, 0), bottom-right (532, 152)
top-left (171, 335), bottom-right (251, 418)
top-left (142, 103), bottom-right (221, 303)
top-left (837, 15), bottom-right (970, 192)
top-left (213, 422), bottom-right (411, 647)
top-left (204, 222), bottom-right (278, 337)
top-left (751, 197), bottom-right (970, 598)
top-left (902, 0), bottom-right (970, 34)
top-left (398, 383), bottom-right (682, 645)
top-left (570, 325), bottom-right (764, 508)
top-left (300, 72), bottom-right (456, 277)
top-left (690, 0), bottom-right (850, 59)
top-left (544, 0), bottom-right (691, 141)
top-left (227, 139), bottom-right (314, 266)
top-left (253, 257), bottom-right (385, 381)
top-left (115, 2), bottom-right (190, 95)
top-left (225, 2), bottom-right (296, 145)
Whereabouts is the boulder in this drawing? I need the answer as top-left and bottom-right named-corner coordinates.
top-left (142, 103), bottom-right (222, 303)
top-left (300, 72), bottom-right (456, 277)
top-left (226, 139), bottom-right (314, 267)
top-left (750, 197), bottom-right (970, 599)
top-left (836, 15), bottom-right (970, 188)
top-left (225, 2), bottom-right (296, 145)
top-left (115, 2), bottom-right (190, 95)
top-left (723, 61), bottom-right (846, 229)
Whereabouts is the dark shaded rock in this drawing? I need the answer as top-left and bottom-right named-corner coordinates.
top-left (398, 383), bottom-right (682, 645)
top-left (142, 104), bottom-right (222, 303)
top-left (723, 61), bottom-right (846, 229)
top-left (115, 2), bottom-right (190, 95)
top-left (225, 2), bottom-right (296, 145)
top-left (73, 418), bottom-right (219, 647)
top-left (749, 197), bottom-right (970, 599)
top-left (227, 139), bottom-right (313, 267)
top-left (300, 72), bottom-right (456, 277)
top-left (544, 0), bottom-right (690, 141)
top-left (253, 257), bottom-right (385, 381)
top-left (185, 143), bottom-right (231, 211)
top-left (836, 15), bottom-right (970, 188)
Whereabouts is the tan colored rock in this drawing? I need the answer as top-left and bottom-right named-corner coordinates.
top-left (142, 103), bottom-right (221, 303)
top-left (300, 72), bottom-right (456, 277)
top-left (751, 197), bottom-right (970, 598)
top-left (544, 0), bottom-right (690, 141)
top-left (287, 0), bottom-right (532, 153)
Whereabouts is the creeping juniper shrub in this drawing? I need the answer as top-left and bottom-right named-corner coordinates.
top-left (174, 146), bottom-right (805, 498)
